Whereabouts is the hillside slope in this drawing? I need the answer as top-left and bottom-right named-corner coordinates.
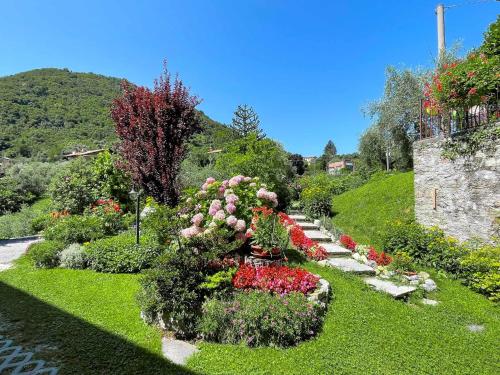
top-left (331, 172), bottom-right (414, 249)
top-left (0, 68), bottom-right (227, 160)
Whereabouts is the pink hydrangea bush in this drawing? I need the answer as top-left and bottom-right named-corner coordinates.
top-left (180, 176), bottom-right (279, 239)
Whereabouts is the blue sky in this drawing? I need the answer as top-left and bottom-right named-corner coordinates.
top-left (1, 1), bottom-right (498, 155)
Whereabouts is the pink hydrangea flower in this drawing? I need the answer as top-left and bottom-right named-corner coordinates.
top-left (226, 215), bottom-right (238, 227)
top-left (244, 176), bottom-right (252, 182)
top-left (191, 213), bottom-right (204, 226)
top-left (206, 177), bottom-right (216, 185)
top-left (228, 175), bottom-right (245, 187)
top-left (249, 182), bottom-right (257, 187)
top-left (208, 207), bottom-right (218, 216)
top-left (209, 199), bottom-right (222, 212)
top-left (196, 190), bottom-right (207, 198)
top-left (235, 219), bottom-right (246, 232)
top-left (225, 193), bottom-right (239, 205)
top-left (181, 226), bottom-right (203, 238)
top-left (225, 203), bottom-right (237, 214)
top-left (256, 188), bottom-right (267, 199)
top-left (222, 180), bottom-right (229, 187)
top-left (201, 183), bottom-right (209, 191)
top-left (214, 210), bottom-right (226, 220)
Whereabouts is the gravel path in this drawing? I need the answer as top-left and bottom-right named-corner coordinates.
top-left (0, 237), bottom-right (39, 271)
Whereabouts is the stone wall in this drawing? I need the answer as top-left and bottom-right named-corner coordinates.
top-left (413, 136), bottom-right (500, 242)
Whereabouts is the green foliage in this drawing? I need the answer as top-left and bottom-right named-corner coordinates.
top-left (28, 240), bottom-right (65, 268)
top-left (299, 172), bottom-right (367, 218)
top-left (0, 198), bottom-right (52, 239)
top-left (331, 172), bottom-right (414, 249)
top-left (250, 210), bottom-right (289, 252)
top-left (230, 104), bottom-right (265, 139)
top-left (480, 15), bottom-right (500, 57)
top-left (442, 125), bottom-right (500, 160)
top-left (199, 291), bottom-right (323, 347)
top-left (49, 151), bottom-right (131, 214)
top-left (85, 231), bottom-right (161, 273)
top-left (4, 161), bottom-right (60, 198)
top-left (43, 215), bottom-right (107, 245)
top-left (199, 267), bottom-right (237, 297)
top-left (141, 199), bottom-right (186, 246)
top-left (388, 251), bottom-right (416, 273)
top-left (460, 244), bottom-right (500, 302)
top-left (214, 134), bottom-right (293, 208)
top-left (0, 68), bottom-right (122, 160)
top-left (59, 243), bottom-right (87, 269)
top-left (0, 176), bottom-right (35, 214)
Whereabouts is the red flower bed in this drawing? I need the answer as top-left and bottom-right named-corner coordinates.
top-left (233, 264), bottom-right (319, 295)
top-left (368, 247), bottom-right (392, 266)
top-left (339, 234), bottom-right (357, 250)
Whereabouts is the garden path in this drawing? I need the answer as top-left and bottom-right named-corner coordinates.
top-left (289, 214), bottom-right (417, 299)
top-left (0, 237), bottom-right (39, 271)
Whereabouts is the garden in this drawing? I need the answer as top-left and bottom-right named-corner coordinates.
top-left (0, 18), bottom-right (499, 374)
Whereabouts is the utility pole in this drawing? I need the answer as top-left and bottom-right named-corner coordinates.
top-left (436, 4), bottom-right (446, 57)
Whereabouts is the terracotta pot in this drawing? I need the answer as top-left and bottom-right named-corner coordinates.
top-left (251, 245), bottom-right (282, 259)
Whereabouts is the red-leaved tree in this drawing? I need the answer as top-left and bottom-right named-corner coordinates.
top-left (111, 64), bottom-right (201, 206)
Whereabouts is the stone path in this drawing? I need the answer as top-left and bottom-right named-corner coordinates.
top-left (0, 335), bottom-right (58, 374)
top-left (291, 212), bottom-right (420, 299)
top-left (0, 237), bottom-right (40, 271)
top-left (161, 338), bottom-right (199, 366)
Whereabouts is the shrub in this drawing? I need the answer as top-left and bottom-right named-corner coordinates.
top-left (44, 215), bottom-right (107, 245)
top-left (60, 243), bottom-right (87, 269)
top-left (85, 231), bottom-right (161, 273)
top-left (232, 264), bottom-right (319, 295)
top-left (0, 198), bottom-right (52, 239)
top-left (141, 199), bottom-right (186, 246)
top-left (0, 176), bottom-right (35, 214)
top-left (460, 244), bottom-right (500, 302)
top-left (388, 251), bottom-right (416, 273)
top-left (383, 222), bottom-right (468, 274)
top-left (199, 291), bottom-right (323, 347)
top-left (86, 198), bottom-right (127, 235)
top-left (137, 230), bottom-right (240, 338)
top-left (28, 240), bottom-right (65, 268)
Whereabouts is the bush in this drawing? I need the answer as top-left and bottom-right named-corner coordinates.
top-left (5, 161), bottom-right (60, 199)
top-left (85, 231), bottom-right (161, 273)
top-left (28, 240), bottom-right (65, 268)
top-left (388, 251), bottom-right (416, 273)
top-left (60, 243), bottom-right (87, 269)
top-left (137, 230), bottom-right (238, 338)
top-left (44, 215), bottom-right (107, 245)
top-left (141, 199), bottom-right (185, 246)
top-left (0, 198), bottom-right (52, 239)
top-left (383, 221), bottom-right (468, 274)
top-left (0, 176), bottom-right (35, 214)
top-left (199, 291), bottom-right (323, 347)
top-left (49, 152), bottom-right (131, 214)
top-left (460, 244), bottom-right (500, 302)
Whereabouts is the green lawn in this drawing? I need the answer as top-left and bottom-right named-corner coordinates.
top-left (0, 255), bottom-right (498, 374)
top-left (331, 172), bottom-right (414, 249)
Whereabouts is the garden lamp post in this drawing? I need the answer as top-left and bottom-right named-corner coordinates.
top-left (130, 187), bottom-right (143, 245)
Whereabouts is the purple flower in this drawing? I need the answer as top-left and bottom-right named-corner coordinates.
top-left (225, 203), bottom-right (237, 214)
top-left (235, 219), bottom-right (246, 232)
top-left (191, 213), bottom-right (204, 226)
top-left (214, 210), bottom-right (226, 221)
top-left (226, 215), bottom-right (238, 227)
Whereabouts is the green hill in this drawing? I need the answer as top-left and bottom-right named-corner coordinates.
top-left (0, 68), bottom-right (227, 160)
top-left (331, 172), bottom-right (414, 249)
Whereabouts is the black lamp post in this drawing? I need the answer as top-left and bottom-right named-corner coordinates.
top-left (130, 187), bottom-right (143, 245)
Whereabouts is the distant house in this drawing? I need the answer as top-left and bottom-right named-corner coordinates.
top-left (62, 148), bottom-right (106, 159)
top-left (327, 159), bottom-right (353, 175)
top-left (303, 156), bottom-right (317, 165)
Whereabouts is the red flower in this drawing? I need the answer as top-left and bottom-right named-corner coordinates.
top-left (467, 71), bottom-right (475, 78)
top-left (339, 235), bottom-right (357, 250)
top-left (468, 87), bottom-right (477, 96)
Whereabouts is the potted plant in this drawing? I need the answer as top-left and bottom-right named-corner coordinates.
top-left (250, 207), bottom-right (289, 259)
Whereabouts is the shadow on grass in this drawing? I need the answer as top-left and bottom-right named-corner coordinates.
top-left (0, 281), bottom-right (198, 375)
top-left (285, 248), bottom-right (308, 265)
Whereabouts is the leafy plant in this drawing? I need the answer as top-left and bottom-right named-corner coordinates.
top-left (198, 291), bottom-right (323, 347)
top-left (43, 215), bottom-right (107, 245)
top-left (59, 243), bottom-right (87, 269)
top-left (388, 251), bottom-right (416, 273)
top-left (250, 207), bottom-right (289, 254)
top-left (28, 240), bottom-right (65, 268)
top-left (85, 231), bottom-right (161, 273)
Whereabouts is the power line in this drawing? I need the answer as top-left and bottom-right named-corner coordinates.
top-left (445, 0), bottom-right (498, 9)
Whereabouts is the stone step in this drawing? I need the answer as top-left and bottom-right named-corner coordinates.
top-left (317, 242), bottom-right (352, 257)
top-left (303, 230), bottom-right (332, 242)
top-left (297, 222), bottom-right (319, 230)
top-left (363, 277), bottom-right (417, 298)
top-left (289, 214), bottom-right (308, 222)
top-left (321, 257), bottom-right (376, 275)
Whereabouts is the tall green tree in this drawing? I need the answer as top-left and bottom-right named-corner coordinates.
top-left (230, 104), bottom-right (266, 139)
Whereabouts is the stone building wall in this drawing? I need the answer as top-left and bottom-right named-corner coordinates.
top-left (413, 136), bottom-right (500, 242)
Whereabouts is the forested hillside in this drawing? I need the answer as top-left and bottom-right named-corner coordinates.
top-left (0, 68), bottom-right (228, 160)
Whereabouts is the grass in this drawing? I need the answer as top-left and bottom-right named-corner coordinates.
top-left (0, 198), bottom-right (51, 239)
top-left (0, 255), bottom-right (498, 374)
top-left (331, 172), bottom-right (414, 249)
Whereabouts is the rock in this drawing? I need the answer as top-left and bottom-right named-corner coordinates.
top-left (422, 298), bottom-right (439, 306)
top-left (410, 280), bottom-right (420, 286)
top-left (325, 258), bottom-right (376, 275)
top-left (418, 271), bottom-right (430, 280)
top-left (420, 279), bottom-right (437, 292)
top-left (307, 276), bottom-right (331, 307)
top-left (162, 337), bottom-right (199, 365)
top-left (364, 277), bottom-right (417, 298)
top-left (313, 219), bottom-right (321, 227)
top-left (367, 260), bottom-right (377, 268)
top-left (467, 324), bottom-right (485, 333)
